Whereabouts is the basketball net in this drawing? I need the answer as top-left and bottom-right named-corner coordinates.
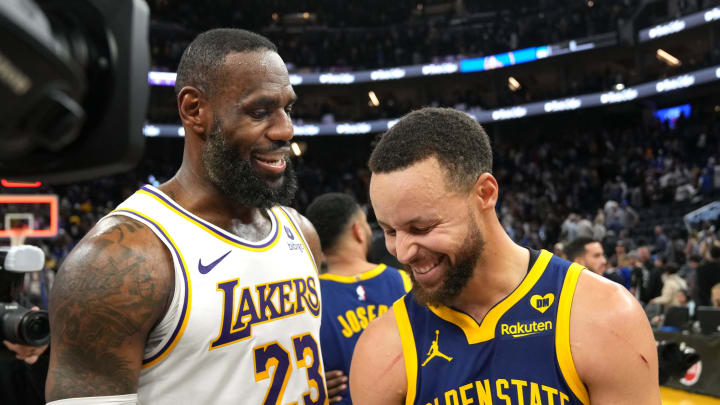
top-left (9, 225), bottom-right (29, 247)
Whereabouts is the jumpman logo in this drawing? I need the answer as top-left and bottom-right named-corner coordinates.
top-left (421, 329), bottom-right (453, 367)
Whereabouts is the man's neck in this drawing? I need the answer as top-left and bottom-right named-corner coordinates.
top-left (325, 254), bottom-right (379, 277)
top-left (158, 168), bottom-right (270, 238)
top-left (447, 230), bottom-right (531, 324)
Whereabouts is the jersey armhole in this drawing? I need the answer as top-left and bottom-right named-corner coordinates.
top-left (399, 269), bottom-right (412, 293)
top-left (393, 297), bottom-right (418, 405)
top-left (107, 209), bottom-right (191, 369)
top-left (555, 263), bottom-right (591, 405)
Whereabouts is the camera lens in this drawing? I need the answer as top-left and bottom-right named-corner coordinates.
top-left (0, 307), bottom-right (50, 346)
top-left (20, 311), bottom-right (50, 346)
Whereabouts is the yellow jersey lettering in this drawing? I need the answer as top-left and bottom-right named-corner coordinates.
top-left (530, 382), bottom-right (542, 405)
top-left (499, 320), bottom-right (553, 338)
top-left (496, 379), bottom-right (511, 405)
top-left (444, 389), bottom-right (459, 405)
top-left (336, 304), bottom-right (389, 338)
top-left (337, 315), bottom-right (354, 338)
top-left (346, 310), bottom-right (361, 333)
top-left (475, 379), bottom-right (493, 405)
top-left (367, 304), bottom-right (377, 322)
top-left (511, 379), bottom-right (528, 405)
top-left (542, 385), bottom-right (558, 405)
top-left (425, 378), bottom-right (573, 405)
top-left (357, 306), bottom-right (369, 329)
top-left (378, 304), bottom-right (389, 316)
top-left (459, 383), bottom-right (474, 405)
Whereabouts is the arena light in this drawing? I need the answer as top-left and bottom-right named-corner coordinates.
top-left (657, 49), bottom-right (681, 66)
top-left (1, 179), bottom-right (42, 188)
top-left (614, 83), bottom-right (625, 91)
top-left (368, 91), bottom-right (380, 107)
top-left (291, 142), bottom-right (302, 156)
top-left (145, 64), bottom-right (720, 136)
top-left (508, 77), bottom-right (521, 91)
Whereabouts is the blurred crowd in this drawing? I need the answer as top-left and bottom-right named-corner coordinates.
top-left (4, 105), bottom-right (719, 327)
top-left (147, 0), bottom-right (636, 72)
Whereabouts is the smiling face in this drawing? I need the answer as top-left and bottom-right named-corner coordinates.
top-left (203, 50), bottom-right (298, 208)
top-left (370, 157), bottom-right (485, 306)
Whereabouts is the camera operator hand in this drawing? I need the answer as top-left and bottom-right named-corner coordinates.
top-left (2, 306), bottom-right (48, 365)
top-left (3, 339), bottom-right (47, 365)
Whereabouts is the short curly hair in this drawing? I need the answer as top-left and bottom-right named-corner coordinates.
top-left (368, 107), bottom-right (492, 192)
top-left (306, 193), bottom-right (361, 252)
top-left (175, 28), bottom-right (278, 98)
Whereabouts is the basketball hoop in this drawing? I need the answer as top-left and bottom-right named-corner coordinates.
top-left (9, 225), bottom-right (29, 246)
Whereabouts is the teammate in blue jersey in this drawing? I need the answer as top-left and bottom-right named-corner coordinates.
top-left (306, 193), bottom-right (412, 404)
top-left (350, 108), bottom-right (661, 405)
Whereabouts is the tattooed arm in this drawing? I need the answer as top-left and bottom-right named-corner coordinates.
top-left (46, 216), bottom-right (174, 401)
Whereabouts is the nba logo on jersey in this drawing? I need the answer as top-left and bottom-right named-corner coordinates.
top-left (356, 285), bottom-right (366, 301)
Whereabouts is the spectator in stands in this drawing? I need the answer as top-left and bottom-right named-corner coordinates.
top-left (565, 237), bottom-right (608, 275)
top-left (711, 283), bottom-right (720, 307)
top-left (653, 225), bottom-right (670, 255)
top-left (680, 255), bottom-right (703, 302)
top-left (576, 214), bottom-right (594, 239)
top-left (650, 263), bottom-right (688, 307)
top-left (592, 210), bottom-right (607, 241)
top-left (696, 245), bottom-right (720, 306)
top-left (561, 213), bottom-right (580, 242)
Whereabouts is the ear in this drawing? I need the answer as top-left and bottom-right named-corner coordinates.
top-left (471, 173), bottom-right (499, 211)
top-left (178, 86), bottom-right (211, 139)
top-left (351, 221), bottom-right (365, 244)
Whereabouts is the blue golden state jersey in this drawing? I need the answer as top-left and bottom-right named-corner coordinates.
top-left (319, 264), bottom-right (412, 404)
top-left (394, 249), bottom-right (590, 405)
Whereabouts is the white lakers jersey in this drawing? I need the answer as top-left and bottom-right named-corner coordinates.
top-left (106, 185), bottom-right (328, 405)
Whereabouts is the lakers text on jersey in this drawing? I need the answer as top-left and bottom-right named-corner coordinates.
top-left (108, 185), bottom-right (328, 405)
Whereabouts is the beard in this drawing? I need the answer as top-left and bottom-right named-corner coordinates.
top-left (410, 216), bottom-right (485, 307)
top-left (202, 119), bottom-right (298, 208)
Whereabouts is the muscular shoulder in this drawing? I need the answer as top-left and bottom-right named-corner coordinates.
top-left (47, 215), bottom-right (174, 400)
top-left (569, 271), bottom-right (660, 404)
top-left (281, 206), bottom-right (324, 268)
top-left (350, 307), bottom-right (406, 405)
top-left (54, 215), bottom-right (174, 304)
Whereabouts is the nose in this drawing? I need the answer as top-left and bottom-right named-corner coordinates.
top-left (393, 232), bottom-right (418, 265)
top-left (267, 109), bottom-right (293, 142)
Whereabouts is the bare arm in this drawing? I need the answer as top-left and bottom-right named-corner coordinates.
top-left (350, 308), bottom-right (406, 405)
top-left (46, 216), bottom-right (174, 401)
top-left (572, 271), bottom-right (661, 405)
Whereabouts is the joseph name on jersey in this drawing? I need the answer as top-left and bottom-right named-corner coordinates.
top-left (319, 264), bottom-right (411, 405)
top-left (108, 185), bottom-right (328, 405)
